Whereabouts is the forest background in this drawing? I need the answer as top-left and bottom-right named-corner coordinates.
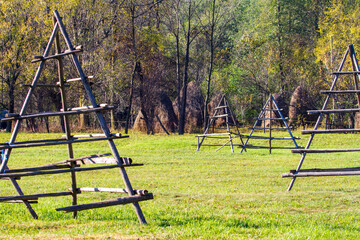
top-left (0, 0), bottom-right (359, 134)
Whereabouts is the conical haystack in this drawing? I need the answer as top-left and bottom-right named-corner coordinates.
top-left (173, 81), bottom-right (204, 133)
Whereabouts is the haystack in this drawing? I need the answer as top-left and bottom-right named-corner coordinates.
top-left (289, 86), bottom-right (317, 127)
top-left (207, 94), bottom-right (225, 128)
top-left (133, 91), bottom-right (178, 133)
top-left (173, 81), bottom-right (204, 133)
top-left (153, 91), bottom-right (178, 133)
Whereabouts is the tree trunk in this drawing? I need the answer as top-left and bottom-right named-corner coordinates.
top-left (204, 0), bottom-right (216, 131)
top-left (179, 0), bottom-right (192, 135)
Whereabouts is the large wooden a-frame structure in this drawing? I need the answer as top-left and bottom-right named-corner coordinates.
top-left (282, 44), bottom-right (360, 191)
top-left (0, 11), bottom-right (152, 223)
top-left (196, 95), bottom-right (244, 152)
top-left (241, 94), bottom-right (300, 154)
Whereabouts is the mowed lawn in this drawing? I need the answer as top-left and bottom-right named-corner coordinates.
top-left (0, 130), bottom-right (360, 239)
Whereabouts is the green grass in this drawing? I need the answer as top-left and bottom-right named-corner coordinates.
top-left (0, 130), bottom-right (360, 239)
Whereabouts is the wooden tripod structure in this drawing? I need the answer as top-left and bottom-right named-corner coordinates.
top-left (241, 94), bottom-right (300, 154)
top-left (196, 95), bottom-right (244, 152)
top-left (0, 11), bottom-right (152, 223)
top-left (282, 44), bottom-right (360, 191)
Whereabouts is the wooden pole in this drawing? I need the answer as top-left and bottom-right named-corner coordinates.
top-left (53, 10), bottom-right (147, 224)
top-left (54, 16), bottom-right (78, 218)
top-left (269, 94), bottom-right (272, 154)
top-left (287, 47), bottom-right (350, 191)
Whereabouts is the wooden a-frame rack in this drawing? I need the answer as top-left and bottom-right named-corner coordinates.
top-left (241, 94), bottom-right (301, 154)
top-left (196, 95), bottom-right (244, 152)
top-left (0, 11), bottom-right (153, 223)
top-left (282, 44), bottom-right (360, 191)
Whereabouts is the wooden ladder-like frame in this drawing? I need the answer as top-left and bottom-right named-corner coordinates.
top-left (0, 10), bottom-right (152, 223)
top-left (282, 44), bottom-right (360, 191)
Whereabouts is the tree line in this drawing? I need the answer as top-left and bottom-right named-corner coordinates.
top-left (0, 0), bottom-right (359, 133)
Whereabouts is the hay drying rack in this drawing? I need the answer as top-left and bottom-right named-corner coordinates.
top-left (241, 94), bottom-right (301, 154)
top-left (196, 95), bottom-right (244, 152)
top-left (0, 11), bottom-right (152, 223)
top-left (283, 44), bottom-right (360, 190)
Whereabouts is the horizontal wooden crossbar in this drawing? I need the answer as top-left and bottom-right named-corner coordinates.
top-left (31, 47), bottom-right (82, 63)
top-left (320, 90), bottom-right (360, 94)
top-left (308, 108), bottom-right (360, 114)
top-left (62, 75), bottom-right (93, 83)
top-left (196, 133), bottom-right (230, 137)
top-left (262, 108), bottom-right (283, 111)
top-left (249, 127), bottom-right (292, 130)
top-left (3, 164), bottom-right (72, 174)
top-left (241, 135), bottom-right (299, 140)
top-left (282, 168), bottom-right (360, 177)
top-left (0, 164), bottom-right (142, 178)
top-left (1, 105), bottom-right (114, 122)
top-left (301, 129), bottom-right (360, 134)
top-left (330, 71), bottom-right (360, 75)
top-left (257, 117), bottom-right (287, 120)
top-left (292, 148), bottom-right (360, 153)
top-left (0, 135), bottom-right (128, 150)
top-left (56, 193), bottom-right (154, 212)
top-left (242, 145), bottom-right (301, 149)
top-left (214, 106), bottom-right (228, 110)
top-left (212, 114), bottom-right (228, 118)
top-left (0, 191), bottom-right (74, 202)
top-left (77, 187), bottom-right (148, 195)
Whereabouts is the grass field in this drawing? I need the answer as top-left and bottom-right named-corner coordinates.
top-left (0, 130), bottom-right (360, 239)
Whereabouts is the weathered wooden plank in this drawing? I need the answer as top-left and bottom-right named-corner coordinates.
top-left (40, 153), bottom-right (112, 167)
top-left (0, 191), bottom-right (74, 202)
top-left (308, 108), bottom-right (360, 114)
top-left (320, 90), bottom-right (360, 94)
top-left (301, 129), bottom-right (360, 134)
top-left (62, 133), bottom-right (122, 138)
top-left (56, 193), bottom-right (154, 212)
top-left (61, 75), bottom-right (94, 83)
top-left (31, 47), bottom-right (82, 63)
top-left (282, 171), bottom-right (360, 177)
top-left (249, 127), bottom-right (292, 130)
top-left (330, 71), bottom-right (360, 75)
top-left (3, 164), bottom-right (72, 173)
top-left (0, 138), bottom-right (71, 146)
top-left (292, 148), bottom-right (360, 153)
top-left (213, 114), bottom-right (228, 118)
top-left (2, 200), bottom-right (38, 203)
top-left (214, 106), bottom-right (228, 110)
top-left (0, 135), bottom-right (128, 150)
top-left (242, 145), bottom-right (301, 149)
top-left (0, 106), bottom-right (115, 122)
top-left (21, 84), bottom-right (69, 88)
top-left (289, 167), bottom-right (360, 173)
top-left (77, 187), bottom-right (148, 195)
top-left (262, 108), bottom-right (283, 111)
top-left (0, 164), bottom-right (143, 178)
top-left (257, 117), bottom-right (288, 120)
top-left (196, 133), bottom-right (230, 137)
top-left (240, 135), bottom-right (299, 140)
top-left (61, 103), bottom-right (108, 111)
